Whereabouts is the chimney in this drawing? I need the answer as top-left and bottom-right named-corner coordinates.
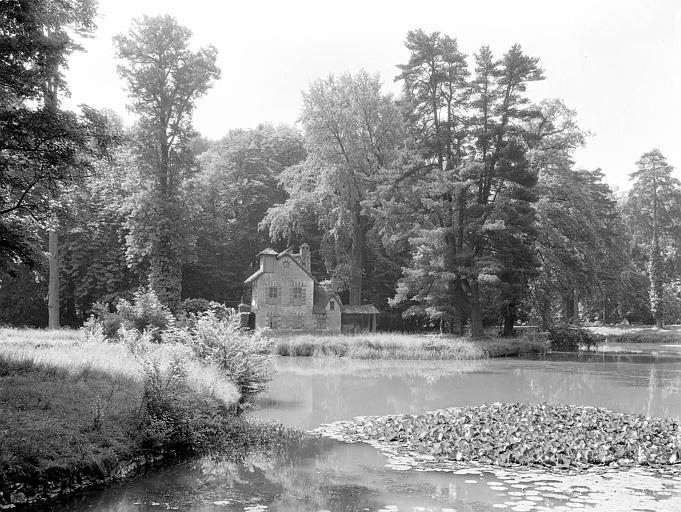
top-left (299, 243), bottom-right (310, 273)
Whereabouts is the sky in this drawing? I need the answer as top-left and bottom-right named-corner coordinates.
top-left (63, 0), bottom-right (681, 191)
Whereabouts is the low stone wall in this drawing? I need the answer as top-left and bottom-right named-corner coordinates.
top-left (0, 452), bottom-right (166, 509)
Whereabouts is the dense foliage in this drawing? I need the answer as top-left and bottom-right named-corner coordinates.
top-left (114, 15), bottom-right (221, 312)
top-left (547, 327), bottom-right (605, 352)
top-left (2, 16), bottom-right (680, 335)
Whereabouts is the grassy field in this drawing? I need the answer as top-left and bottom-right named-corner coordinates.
top-left (0, 327), bottom-right (242, 507)
top-left (270, 332), bottom-right (547, 359)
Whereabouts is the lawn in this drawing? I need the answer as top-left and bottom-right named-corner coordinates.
top-left (270, 332), bottom-right (547, 359)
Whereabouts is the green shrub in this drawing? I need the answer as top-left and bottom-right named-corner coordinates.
top-left (181, 298), bottom-right (230, 319)
top-left (138, 356), bottom-right (191, 451)
top-left (81, 315), bottom-right (107, 344)
top-left (190, 312), bottom-right (271, 408)
top-left (117, 290), bottom-right (174, 341)
top-left (548, 326), bottom-right (605, 351)
top-left (89, 302), bottom-right (122, 338)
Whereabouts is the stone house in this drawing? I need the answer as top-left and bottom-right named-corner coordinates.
top-left (243, 244), bottom-right (378, 332)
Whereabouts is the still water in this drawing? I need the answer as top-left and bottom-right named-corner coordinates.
top-left (53, 353), bottom-right (681, 512)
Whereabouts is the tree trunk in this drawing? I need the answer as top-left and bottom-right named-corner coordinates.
top-left (149, 231), bottom-right (182, 313)
top-left (457, 313), bottom-right (465, 336)
top-left (46, 31), bottom-right (60, 330)
top-left (48, 229), bottom-right (59, 329)
top-left (650, 178), bottom-right (664, 329)
top-left (573, 288), bottom-right (579, 324)
top-left (469, 281), bottom-right (484, 338)
top-left (563, 294), bottom-right (574, 323)
top-left (348, 219), bottom-right (364, 306)
top-left (501, 302), bottom-right (517, 337)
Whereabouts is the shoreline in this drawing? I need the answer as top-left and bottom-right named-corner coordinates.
top-left (1, 451), bottom-right (168, 510)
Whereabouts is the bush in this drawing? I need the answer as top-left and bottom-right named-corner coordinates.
top-left (81, 315), bottom-right (107, 344)
top-left (190, 312), bottom-right (271, 408)
top-left (89, 302), bottom-right (122, 338)
top-left (138, 355), bottom-right (238, 454)
top-left (181, 298), bottom-right (230, 319)
top-left (548, 326), bottom-right (605, 352)
top-left (117, 290), bottom-right (174, 341)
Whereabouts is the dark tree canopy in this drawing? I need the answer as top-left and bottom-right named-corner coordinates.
top-left (0, 0), bottom-right (117, 272)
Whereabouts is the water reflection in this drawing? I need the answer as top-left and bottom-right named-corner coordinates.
top-left (50, 354), bottom-right (681, 512)
top-left (260, 355), bottom-right (681, 429)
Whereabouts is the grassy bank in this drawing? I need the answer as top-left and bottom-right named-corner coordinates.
top-left (0, 327), bottom-right (285, 508)
top-left (590, 325), bottom-right (681, 344)
top-left (270, 332), bottom-right (547, 359)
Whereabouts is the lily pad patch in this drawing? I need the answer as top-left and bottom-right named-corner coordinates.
top-left (316, 403), bottom-right (681, 470)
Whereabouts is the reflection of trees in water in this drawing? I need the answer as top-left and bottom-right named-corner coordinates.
top-left (193, 439), bottom-right (384, 511)
top-left (518, 361), bottom-right (681, 419)
top-left (273, 357), bottom-right (484, 379)
top-left (266, 358), bottom-right (681, 431)
top-left (193, 437), bottom-right (487, 512)
top-left (271, 359), bottom-right (486, 422)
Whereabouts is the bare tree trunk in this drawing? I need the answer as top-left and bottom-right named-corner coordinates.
top-left (573, 288), bottom-right (579, 324)
top-left (48, 229), bottom-right (59, 329)
top-left (46, 28), bottom-right (59, 330)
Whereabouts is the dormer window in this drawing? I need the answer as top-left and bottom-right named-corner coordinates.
top-left (283, 260), bottom-right (290, 269)
top-left (330, 300), bottom-right (335, 310)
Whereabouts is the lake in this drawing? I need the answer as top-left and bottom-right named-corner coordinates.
top-left (51, 353), bottom-right (681, 511)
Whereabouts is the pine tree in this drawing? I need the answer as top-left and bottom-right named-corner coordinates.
top-left (628, 149), bottom-right (681, 328)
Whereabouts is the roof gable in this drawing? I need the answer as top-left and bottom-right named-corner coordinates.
top-left (243, 251), bottom-right (316, 285)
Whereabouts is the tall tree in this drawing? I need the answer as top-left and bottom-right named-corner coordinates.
top-left (628, 149), bottom-right (681, 328)
top-left (262, 71), bottom-right (403, 305)
top-left (114, 15), bottom-right (220, 311)
top-left (391, 32), bottom-right (543, 337)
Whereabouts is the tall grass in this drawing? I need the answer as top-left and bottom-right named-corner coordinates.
top-left (0, 327), bottom-right (240, 406)
top-left (270, 332), bottom-right (547, 360)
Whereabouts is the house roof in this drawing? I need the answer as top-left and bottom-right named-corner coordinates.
top-left (244, 249), bottom-right (316, 285)
top-left (244, 268), bottom-right (264, 284)
top-left (342, 304), bottom-right (380, 314)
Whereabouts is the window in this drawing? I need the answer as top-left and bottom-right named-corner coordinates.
top-left (316, 313), bottom-right (327, 330)
top-left (292, 312), bottom-right (304, 329)
top-left (266, 312), bottom-right (280, 329)
top-left (283, 260), bottom-right (290, 269)
top-left (329, 300), bottom-right (335, 311)
top-left (265, 283), bottom-right (279, 305)
top-left (290, 282), bottom-right (305, 305)
top-left (292, 283), bottom-right (303, 300)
